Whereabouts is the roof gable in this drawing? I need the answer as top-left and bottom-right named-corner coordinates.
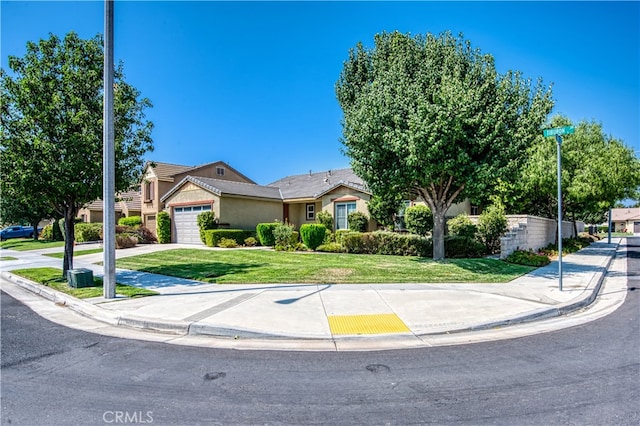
top-left (161, 175), bottom-right (282, 203)
top-left (268, 168), bottom-right (369, 200)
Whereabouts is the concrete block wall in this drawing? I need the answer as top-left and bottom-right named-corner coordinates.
top-left (499, 215), bottom-right (582, 259)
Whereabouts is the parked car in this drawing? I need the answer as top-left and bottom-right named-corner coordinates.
top-left (0, 225), bottom-right (42, 241)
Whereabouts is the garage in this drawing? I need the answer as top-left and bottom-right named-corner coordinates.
top-left (173, 204), bottom-right (211, 244)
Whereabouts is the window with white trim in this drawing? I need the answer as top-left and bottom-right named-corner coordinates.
top-left (335, 202), bottom-right (357, 230)
top-left (306, 203), bottom-right (315, 221)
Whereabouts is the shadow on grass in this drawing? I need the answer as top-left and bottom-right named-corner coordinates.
top-left (117, 261), bottom-right (266, 287)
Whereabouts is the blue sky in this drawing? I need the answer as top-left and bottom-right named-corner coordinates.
top-left (2, 1), bottom-right (639, 185)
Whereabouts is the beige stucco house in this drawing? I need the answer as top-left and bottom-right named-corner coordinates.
top-left (139, 161), bottom-right (255, 235)
top-left (77, 190), bottom-right (142, 224)
top-left (82, 161), bottom-right (475, 244)
top-left (609, 207), bottom-right (640, 233)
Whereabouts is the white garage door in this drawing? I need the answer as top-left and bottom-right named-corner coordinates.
top-left (174, 205), bottom-right (211, 244)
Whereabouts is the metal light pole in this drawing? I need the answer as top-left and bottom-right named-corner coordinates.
top-left (543, 125), bottom-right (574, 292)
top-left (556, 134), bottom-right (563, 292)
top-left (103, 0), bottom-right (116, 299)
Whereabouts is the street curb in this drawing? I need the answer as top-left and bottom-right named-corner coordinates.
top-left (418, 239), bottom-right (620, 336)
top-left (0, 238), bottom-right (621, 342)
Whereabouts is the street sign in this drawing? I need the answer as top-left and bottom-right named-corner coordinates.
top-left (543, 126), bottom-right (575, 137)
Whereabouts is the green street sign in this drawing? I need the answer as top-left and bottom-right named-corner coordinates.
top-left (543, 126), bottom-right (575, 137)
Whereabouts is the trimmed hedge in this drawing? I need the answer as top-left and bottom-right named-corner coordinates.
top-left (75, 223), bottom-right (102, 242)
top-left (347, 212), bottom-right (369, 233)
top-left (204, 229), bottom-right (256, 247)
top-left (443, 236), bottom-right (486, 258)
top-left (157, 211), bottom-right (171, 244)
top-left (300, 223), bottom-right (327, 250)
top-left (340, 232), bottom-right (485, 258)
top-left (197, 211), bottom-right (218, 244)
top-left (256, 222), bottom-right (278, 246)
top-left (118, 216), bottom-right (142, 227)
top-left (505, 250), bottom-right (550, 267)
top-left (342, 231), bottom-right (432, 257)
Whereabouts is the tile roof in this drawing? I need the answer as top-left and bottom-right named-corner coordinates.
top-left (610, 207), bottom-right (640, 221)
top-left (268, 168), bottom-right (369, 200)
top-left (82, 190), bottom-right (141, 213)
top-left (161, 176), bottom-right (283, 202)
top-left (145, 161), bottom-right (195, 181)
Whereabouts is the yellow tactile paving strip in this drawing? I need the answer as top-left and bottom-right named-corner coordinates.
top-left (328, 313), bottom-right (410, 335)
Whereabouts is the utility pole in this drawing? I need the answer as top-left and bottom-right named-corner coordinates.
top-left (103, 0), bottom-right (116, 299)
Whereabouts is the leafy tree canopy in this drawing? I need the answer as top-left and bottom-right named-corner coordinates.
top-left (336, 31), bottom-right (553, 259)
top-left (1, 32), bottom-right (154, 274)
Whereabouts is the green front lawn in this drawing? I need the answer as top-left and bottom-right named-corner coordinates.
top-left (11, 267), bottom-right (158, 299)
top-left (45, 248), bottom-right (103, 258)
top-left (0, 239), bottom-right (65, 251)
top-left (114, 249), bottom-right (535, 284)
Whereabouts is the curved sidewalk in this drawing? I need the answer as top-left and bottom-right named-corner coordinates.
top-left (0, 238), bottom-right (627, 351)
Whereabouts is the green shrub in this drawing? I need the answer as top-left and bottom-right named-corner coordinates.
top-left (52, 220), bottom-right (63, 241)
top-left (348, 211), bottom-right (369, 233)
top-left (273, 222), bottom-right (297, 251)
top-left (118, 216), bottom-right (142, 227)
top-left (335, 229), bottom-right (353, 245)
top-left (75, 223), bottom-right (102, 242)
top-left (505, 250), bottom-right (551, 267)
top-left (597, 225), bottom-right (608, 233)
top-left (256, 223), bottom-right (278, 246)
top-left (218, 237), bottom-right (238, 248)
top-left (204, 229), bottom-right (254, 247)
top-left (323, 229), bottom-right (335, 244)
top-left (300, 223), bottom-right (327, 250)
top-left (404, 205), bottom-right (433, 235)
top-left (444, 236), bottom-right (486, 258)
top-left (244, 236), bottom-right (258, 247)
top-left (316, 210), bottom-right (333, 230)
top-left (447, 214), bottom-right (477, 239)
top-left (157, 211), bottom-right (171, 244)
top-left (341, 231), bottom-right (431, 257)
top-left (477, 204), bottom-right (508, 254)
top-left (316, 242), bottom-right (344, 253)
top-left (197, 211), bottom-right (218, 244)
top-left (39, 224), bottom-right (54, 241)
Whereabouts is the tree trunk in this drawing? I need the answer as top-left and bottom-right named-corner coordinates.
top-left (62, 208), bottom-right (76, 278)
top-left (432, 208), bottom-right (446, 261)
top-left (31, 221), bottom-right (39, 241)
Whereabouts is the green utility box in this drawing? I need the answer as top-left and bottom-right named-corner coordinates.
top-left (67, 268), bottom-right (95, 288)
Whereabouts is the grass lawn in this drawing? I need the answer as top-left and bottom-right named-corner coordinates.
top-left (11, 267), bottom-right (158, 299)
top-left (45, 248), bottom-right (103, 259)
top-left (114, 248), bottom-right (536, 284)
top-left (0, 239), bottom-right (65, 251)
top-left (0, 256), bottom-right (18, 261)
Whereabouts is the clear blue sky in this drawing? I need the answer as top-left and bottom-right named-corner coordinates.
top-left (2, 1), bottom-right (639, 185)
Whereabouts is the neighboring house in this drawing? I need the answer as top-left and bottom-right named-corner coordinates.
top-left (78, 190), bottom-right (142, 224)
top-left (609, 208), bottom-right (640, 233)
top-left (161, 176), bottom-right (283, 244)
top-left (140, 161), bottom-right (256, 235)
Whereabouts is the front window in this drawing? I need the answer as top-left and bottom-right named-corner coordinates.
top-left (306, 203), bottom-right (315, 221)
top-left (395, 200), bottom-right (411, 231)
top-left (144, 181), bottom-right (154, 201)
top-left (216, 167), bottom-right (225, 176)
top-left (335, 202), bottom-right (357, 230)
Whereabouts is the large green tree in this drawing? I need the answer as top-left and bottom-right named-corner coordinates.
top-left (336, 31), bottom-right (553, 259)
top-left (518, 116), bottom-right (640, 231)
top-left (1, 32), bottom-right (153, 275)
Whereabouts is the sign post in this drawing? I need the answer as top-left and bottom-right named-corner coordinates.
top-left (543, 125), bottom-right (575, 291)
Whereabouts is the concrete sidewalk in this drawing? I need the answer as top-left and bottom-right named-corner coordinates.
top-left (0, 238), bottom-right (628, 351)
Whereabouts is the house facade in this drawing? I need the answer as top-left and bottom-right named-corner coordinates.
top-left (609, 207), bottom-right (640, 233)
top-left (81, 161), bottom-right (474, 244)
top-left (77, 190), bottom-right (142, 224)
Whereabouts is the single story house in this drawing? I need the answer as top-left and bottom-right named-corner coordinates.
top-left (81, 160), bottom-right (475, 244)
top-left (609, 208), bottom-right (640, 233)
